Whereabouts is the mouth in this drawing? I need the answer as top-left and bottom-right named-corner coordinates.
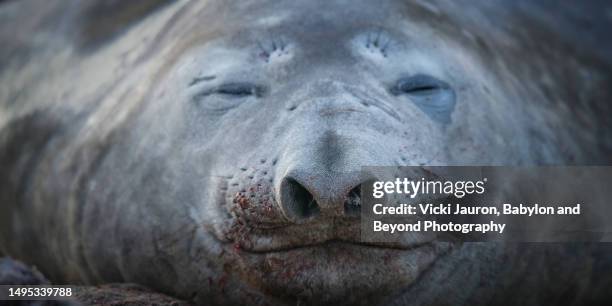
top-left (213, 215), bottom-right (439, 253)
top-left (242, 236), bottom-right (435, 254)
top-left (224, 229), bottom-right (451, 304)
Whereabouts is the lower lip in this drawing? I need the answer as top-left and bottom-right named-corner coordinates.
top-left (230, 240), bottom-right (446, 300)
top-left (237, 240), bottom-right (444, 275)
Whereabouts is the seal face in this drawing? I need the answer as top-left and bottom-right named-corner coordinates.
top-left (95, 2), bottom-right (569, 304)
top-left (1, 0), bottom-right (611, 305)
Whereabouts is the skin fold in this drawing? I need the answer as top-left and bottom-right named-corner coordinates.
top-left (1, 1), bottom-right (611, 305)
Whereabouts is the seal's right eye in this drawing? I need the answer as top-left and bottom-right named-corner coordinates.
top-left (191, 82), bottom-right (266, 112)
top-left (192, 82), bottom-right (265, 100)
top-left (214, 83), bottom-right (266, 97)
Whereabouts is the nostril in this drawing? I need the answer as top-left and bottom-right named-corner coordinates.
top-left (344, 184), bottom-right (362, 216)
top-left (280, 177), bottom-right (320, 220)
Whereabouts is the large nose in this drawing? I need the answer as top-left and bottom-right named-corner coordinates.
top-left (278, 170), bottom-right (367, 221)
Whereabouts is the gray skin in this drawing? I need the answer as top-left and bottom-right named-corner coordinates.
top-left (1, 0), bottom-right (612, 305)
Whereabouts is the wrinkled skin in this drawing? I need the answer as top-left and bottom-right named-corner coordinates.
top-left (1, 0), bottom-right (612, 305)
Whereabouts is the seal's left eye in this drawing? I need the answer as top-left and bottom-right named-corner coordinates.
top-left (393, 74), bottom-right (449, 96)
top-left (391, 74), bottom-right (456, 124)
top-left (214, 83), bottom-right (265, 97)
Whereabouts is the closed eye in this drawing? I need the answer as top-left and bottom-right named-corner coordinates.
top-left (215, 83), bottom-right (265, 97)
top-left (191, 82), bottom-right (266, 112)
top-left (390, 74), bottom-right (456, 124)
top-left (194, 83), bottom-right (265, 100)
top-left (192, 82), bottom-right (266, 102)
top-left (402, 84), bottom-right (438, 93)
top-left (393, 74), bottom-right (448, 96)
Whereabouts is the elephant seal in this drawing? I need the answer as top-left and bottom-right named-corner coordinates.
top-left (1, 0), bottom-right (612, 305)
